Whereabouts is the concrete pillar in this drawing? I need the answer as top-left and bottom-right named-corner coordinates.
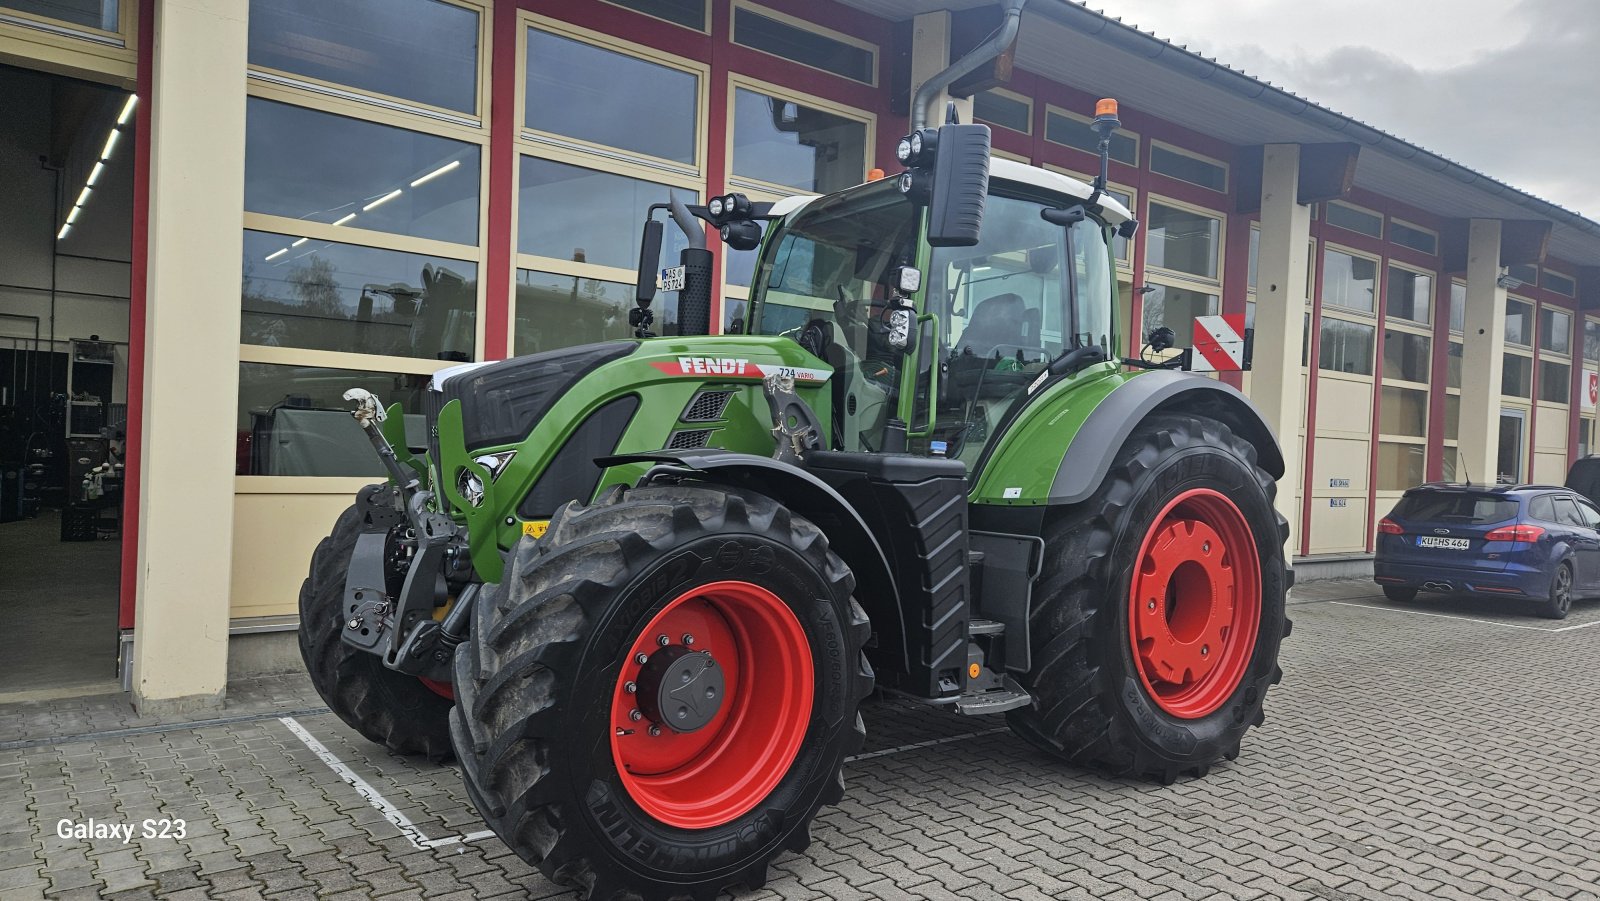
top-left (909, 11), bottom-right (973, 127)
top-left (132, 0), bottom-right (248, 714)
top-left (1457, 219), bottom-right (1506, 486)
top-left (1251, 145), bottom-right (1312, 545)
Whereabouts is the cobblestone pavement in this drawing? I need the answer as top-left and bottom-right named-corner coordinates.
top-left (2, 581), bottom-right (1599, 900)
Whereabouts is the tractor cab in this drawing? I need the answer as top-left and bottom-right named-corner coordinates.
top-left (748, 161), bottom-right (1130, 465)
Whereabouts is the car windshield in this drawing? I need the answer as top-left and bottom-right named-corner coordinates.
top-left (1393, 492), bottom-right (1518, 524)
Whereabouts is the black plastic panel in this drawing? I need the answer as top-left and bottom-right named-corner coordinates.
top-left (518, 395), bottom-right (640, 518)
top-left (443, 342), bottom-right (636, 451)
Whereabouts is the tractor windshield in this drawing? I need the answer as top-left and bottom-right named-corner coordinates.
top-left (918, 193), bottom-right (1115, 464)
top-left (750, 179), bottom-right (920, 452)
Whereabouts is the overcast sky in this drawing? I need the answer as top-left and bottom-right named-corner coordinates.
top-left (1087, 0), bottom-right (1600, 219)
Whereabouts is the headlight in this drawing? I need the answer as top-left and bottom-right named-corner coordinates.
top-left (455, 451), bottom-right (515, 507)
top-left (709, 197), bottom-right (724, 217)
top-left (896, 138), bottom-right (912, 163)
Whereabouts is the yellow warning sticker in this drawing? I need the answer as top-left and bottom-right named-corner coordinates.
top-left (522, 520), bottom-right (549, 539)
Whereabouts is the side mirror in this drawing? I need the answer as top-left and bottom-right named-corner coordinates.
top-left (1146, 326), bottom-right (1176, 352)
top-left (896, 122), bottom-right (991, 248)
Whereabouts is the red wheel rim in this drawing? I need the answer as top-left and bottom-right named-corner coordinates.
top-left (609, 580), bottom-right (814, 829)
top-left (419, 677), bottom-right (454, 700)
top-left (1127, 488), bottom-right (1261, 719)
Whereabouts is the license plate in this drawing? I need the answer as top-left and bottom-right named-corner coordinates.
top-left (1416, 536), bottom-right (1469, 550)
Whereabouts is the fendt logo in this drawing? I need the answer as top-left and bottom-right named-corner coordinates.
top-left (649, 358), bottom-right (832, 382)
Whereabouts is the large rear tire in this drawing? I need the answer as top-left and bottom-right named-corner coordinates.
top-left (451, 484), bottom-right (873, 901)
top-left (297, 485), bottom-right (455, 760)
top-left (1007, 413), bottom-right (1290, 783)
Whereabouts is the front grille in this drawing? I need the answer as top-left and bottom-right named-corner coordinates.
top-left (682, 390), bottom-right (734, 422)
top-left (667, 429), bottom-right (713, 450)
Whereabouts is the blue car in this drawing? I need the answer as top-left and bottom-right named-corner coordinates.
top-left (1373, 483), bottom-right (1600, 619)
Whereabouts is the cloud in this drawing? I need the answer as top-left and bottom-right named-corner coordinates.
top-left (1093, 0), bottom-right (1600, 217)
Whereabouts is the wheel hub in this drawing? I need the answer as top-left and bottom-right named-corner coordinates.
top-left (635, 646), bottom-right (725, 733)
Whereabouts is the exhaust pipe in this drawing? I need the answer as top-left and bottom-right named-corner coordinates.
top-left (911, 0), bottom-right (1027, 129)
top-left (669, 191), bottom-right (714, 337)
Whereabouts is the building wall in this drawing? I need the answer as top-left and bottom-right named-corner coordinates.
top-left (3, 0), bottom-right (1595, 639)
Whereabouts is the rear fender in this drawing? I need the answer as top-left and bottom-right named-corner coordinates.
top-left (1047, 372), bottom-right (1285, 505)
top-left (601, 450), bottom-right (906, 670)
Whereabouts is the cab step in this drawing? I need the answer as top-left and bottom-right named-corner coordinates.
top-left (952, 674), bottom-right (1032, 715)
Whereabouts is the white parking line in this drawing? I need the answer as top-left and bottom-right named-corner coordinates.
top-left (1330, 602), bottom-right (1600, 633)
top-left (279, 716), bottom-right (495, 851)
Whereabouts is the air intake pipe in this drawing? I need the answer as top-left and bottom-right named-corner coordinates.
top-left (911, 0), bottom-right (1027, 130)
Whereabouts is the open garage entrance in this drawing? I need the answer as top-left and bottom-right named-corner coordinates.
top-left (0, 62), bottom-right (136, 698)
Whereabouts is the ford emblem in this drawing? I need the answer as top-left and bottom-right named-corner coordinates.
top-left (1433, 528), bottom-right (1450, 535)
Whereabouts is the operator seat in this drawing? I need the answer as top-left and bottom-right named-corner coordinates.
top-left (956, 293), bottom-right (1028, 359)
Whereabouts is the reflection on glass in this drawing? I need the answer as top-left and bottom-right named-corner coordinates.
top-left (1586, 321), bottom-right (1600, 364)
top-left (518, 157), bottom-right (694, 269)
top-left (1044, 111), bottom-right (1136, 164)
top-left (723, 296), bottom-right (750, 334)
top-left (1318, 318), bottom-right (1375, 375)
top-left (1447, 341), bottom-right (1462, 389)
top-left (515, 270), bottom-right (680, 355)
top-left (1145, 203), bottom-right (1219, 280)
top-left (1322, 249), bottom-right (1377, 313)
top-left (1377, 442), bottom-right (1426, 491)
top-left (1502, 353), bottom-right (1532, 397)
top-left (1386, 267), bottom-right (1431, 324)
top-left (1504, 299), bottom-right (1533, 346)
top-left (1539, 307), bottom-right (1571, 354)
top-left (1149, 146), bottom-right (1225, 192)
top-left (248, 0), bottom-right (478, 113)
top-left (973, 90), bottom-right (1030, 134)
top-left (241, 230), bottom-right (476, 360)
top-left (726, 246), bottom-right (759, 288)
top-left (525, 28), bottom-right (698, 164)
top-left (245, 98), bottom-right (481, 246)
top-left (3, 0), bottom-right (115, 30)
top-left (1380, 386), bottom-right (1427, 437)
top-left (732, 88), bottom-right (866, 194)
top-left (732, 7), bottom-right (873, 84)
top-left (1445, 393), bottom-right (1459, 441)
top-left (1141, 284), bottom-right (1218, 349)
top-left (1449, 281), bottom-right (1465, 332)
top-left (238, 363), bottom-right (429, 476)
top-left (605, 0), bottom-right (705, 30)
top-left (1539, 360), bottom-right (1570, 404)
top-left (1382, 329), bottom-right (1430, 384)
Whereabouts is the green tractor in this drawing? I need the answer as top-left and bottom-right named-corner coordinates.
top-left (299, 100), bottom-right (1290, 900)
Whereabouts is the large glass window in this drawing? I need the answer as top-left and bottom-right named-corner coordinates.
top-left (731, 87), bottom-right (868, 194)
top-left (1449, 281), bottom-right (1466, 332)
top-left (1502, 353), bottom-right (1533, 397)
top-left (3, 0), bottom-right (116, 30)
top-left (245, 98), bottom-right (481, 246)
top-left (1446, 341), bottom-right (1463, 389)
top-left (1540, 360), bottom-right (1571, 404)
top-left (1505, 299), bottom-right (1533, 347)
top-left (604, 0), bottom-right (705, 30)
top-left (973, 89), bottom-right (1031, 134)
top-left (241, 230), bottom-right (476, 360)
top-left (237, 363), bottom-right (430, 476)
top-left (517, 157), bottom-right (695, 269)
top-left (1145, 202), bottom-right (1219, 280)
top-left (1142, 285), bottom-right (1218, 350)
top-left (1325, 201), bottom-right (1382, 239)
top-left (1383, 330), bottom-right (1431, 384)
top-left (1318, 318), bottom-right (1375, 375)
top-left (1539, 307), bottom-right (1571, 355)
top-left (1377, 443), bottom-right (1426, 491)
top-left (1544, 270), bottom-right (1577, 297)
top-left (1389, 220), bottom-right (1437, 256)
top-left (525, 28), bottom-right (699, 165)
top-left (732, 4), bottom-right (874, 84)
top-left (1586, 320), bottom-right (1600, 364)
top-left (1386, 267), bottom-right (1431, 324)
top-left (1322, 249), bottom-right (1377, 313)
top-left (248, 0), bottom-right (479, 114)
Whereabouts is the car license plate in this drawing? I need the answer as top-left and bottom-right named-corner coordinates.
top-left (1416, 536), bottom-right (1469, 550)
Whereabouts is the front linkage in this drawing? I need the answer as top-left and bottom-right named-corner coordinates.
top-left (338, 389), bottom-right (477, 684)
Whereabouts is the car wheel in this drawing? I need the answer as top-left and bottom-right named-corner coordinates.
top-left (1537, 562), bottom-right (1573, 620)
top-left (1382, 586), bottom-right (1418, 603)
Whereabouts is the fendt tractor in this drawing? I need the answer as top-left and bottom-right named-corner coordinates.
top-left (299, 98), bottom-right (1291, 900)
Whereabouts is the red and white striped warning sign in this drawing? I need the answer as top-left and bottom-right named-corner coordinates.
top-left (1190, 314), bottom-right (1248, 372)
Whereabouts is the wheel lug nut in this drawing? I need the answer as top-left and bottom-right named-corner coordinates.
top-left (1201, 645), bottom-right (1210, 657)
top-left (635, 653), bottom-right (649, 665)
top-left (682, 633), bottom-right (695, 646)
top-left (624, 681), bottom-right (637, 694)
top-left (648, 725), bottom-right (662, 737)
top-left (629, 709), bottom-right (643, 722)
top-left (657, 634), bottom-right (670, 647)
top-left (1202, 541), bottom-right (1211, 553)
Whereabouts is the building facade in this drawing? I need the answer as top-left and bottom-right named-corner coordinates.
top-left (2, 0), bottom-right (1597, 708)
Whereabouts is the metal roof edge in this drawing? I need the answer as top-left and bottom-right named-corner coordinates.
top-left (1033, 1), bottom-right (1600, 245)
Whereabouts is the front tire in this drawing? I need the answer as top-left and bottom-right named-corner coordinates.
top-left (451, 484), bottom-right (873, 901)
top-left (298, 485), bottom-right (455, 760)
top-left (1008, 413), bottom-right (1290, 783)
